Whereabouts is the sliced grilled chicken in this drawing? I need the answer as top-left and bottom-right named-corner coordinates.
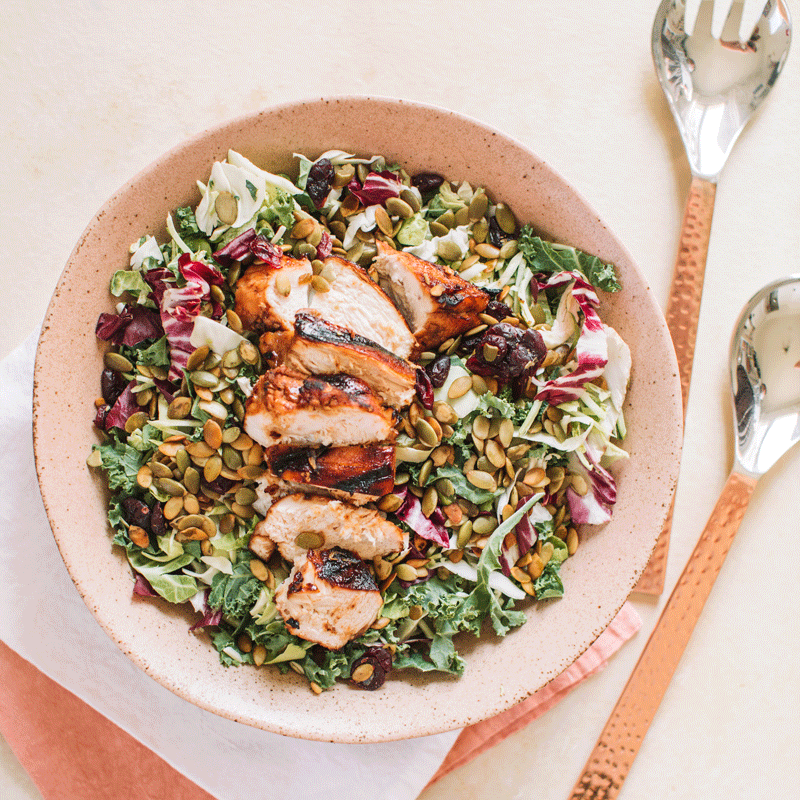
top-left (250, 493), bottom-right (407, 563)
top-left (310, 257), bottom-right (415, 358)
top-left (284, 311), bottom-right (417, 408)
top-left (234, 254), bottom-right (311, 333)
top-left (374, 240), bottom-right (490, 351)
top-left (253, 444), bottom-right (395, 510)
top-left (275, 548), bottom-right (383, 650)
top-left (244, 367), bottom-right (396, 447)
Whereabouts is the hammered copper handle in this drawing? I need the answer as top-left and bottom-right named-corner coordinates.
top-left (634, 176), bottom-right (717, 595)
top-left (569, 471), bottom-right (757, 800)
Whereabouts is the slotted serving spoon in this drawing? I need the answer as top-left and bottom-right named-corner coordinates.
top-left (569, 274), bottom-right (800, 799)
top-left (637, 0), bottom-right (792, 593)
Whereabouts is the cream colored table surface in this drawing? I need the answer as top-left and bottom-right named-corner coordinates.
top-left (2, 1), bottom-right (798, 798)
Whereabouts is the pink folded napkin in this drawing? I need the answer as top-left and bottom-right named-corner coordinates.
top-left (0, 605), bottom-right (640, 799)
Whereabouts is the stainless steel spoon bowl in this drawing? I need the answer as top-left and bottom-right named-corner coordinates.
top-left (571, 273), bottom-right (800, 799)
top-left (653, 0), bottom-right (792, 181)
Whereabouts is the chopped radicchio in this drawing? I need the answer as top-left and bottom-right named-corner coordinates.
top-left (103, 381), bottom-right (139, 432)
top-left (95, 304), bottom-right (162, 347)
top-left (133, 573), bottom-right (158, 598)
top-left (347, 170), bottom-right (402, 206)
top-left (394, 488), bottom-right (450, 549)
top-left (189, 589), bottom-right (223, 632)
top-left (213, 228), bottom-right (257, 261)
top-left (146, 255), bottom-right (226, 381)
top-left (566, 448), bottom-right (617, 525)
top-left (533, 271), bottom-right (608, 405)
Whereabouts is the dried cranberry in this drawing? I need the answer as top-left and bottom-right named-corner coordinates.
top-left (306, 158), bottom-right (335, 208)
top-left (465, 323), bottom-right (546, 383)
top-left (486, 299), bottom-right (513, 321)
top-left (415, 368), bottom-right (434, 410)
top-left (94, 404), bottom-right (109, 429)
top-left (249, 234), bottom-right (282, 266)
top-left (350, 646), bottom-right (393, 690)
top-left (203, 474), bottom-right (237, 495)
top-left (487, 216), bottom-right (512, 248)
top-left (411, 172), bottom-right (444, 195)
top-left (425, 354), bottom-right (451, 388)
top-left (101, 368), bottom-right (127, 406)
top-left (315, 229), bottom-right (332, 260)
top-left (121, 497), bottom-right (151, 531)
top-left (149, 502), bottom-right (166, 537)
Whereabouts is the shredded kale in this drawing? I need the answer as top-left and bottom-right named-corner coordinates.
top-left (518, 226), bottom-right (621, 292)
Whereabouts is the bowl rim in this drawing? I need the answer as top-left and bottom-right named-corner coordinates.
top-left (33, 94), bottom-right (683, 742)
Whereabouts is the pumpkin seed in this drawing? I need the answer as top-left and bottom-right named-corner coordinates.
top-left (307, 223), bottom-right (322, 247)
top-left (415, 417), bottom-right (440, 448)
top-left (250, 559), bottom-right (270, 582)
top-left (418, 458), bottom-right (433, 487)
top-left (499, 240), bottom-right (519, 260)
top-left (485, 439), bottom-right (506, 469)
top-left (472, 416), bottom-right (491, 440)
top-left (498, 418), bottom-right (515, 448)
top-left (385, 196), bottom-right (413, 219)
top-left (466, 470), bottom-right (497, 492)
top-left (188, 370), bottom-right (218, 389)
top-left (472, 219), bottom-right (489, 243)
top-left (175, 447), bottom-right (190, 475)
top-left (436, 239), bottom-right (462, 262)
top-left (437, 209), bottom-right (455, 229)
top-left (482, 343), bottom-right (499, 363)
top-left (523, 467), bottom-right (548, 488)
top-left (186, 346), bottom-right (210, 372)
top-left (156, 477), bottom-right (185, 497)
top-left (494, 202), bottom-right (517, 234)
top-left (332, 163), bottom-right (355, 188)
top-left (456, 520), bottom-right (473, 548)
top-left (203, 419), bottom-right (223, 450)
top-left (222, 444), bottom-right (243, 470)
top-left (221, 426), bottom-right (241, 445)
top-left (474, 242), bottom-right (500, 259)
top-left (129, 525), bottom-right (150, 548)
top-left (377, 493), bottom-right (404, 513)
top-left (468, 191), bottom-right (488, 221)
top-left (237, 465), bottom-right (266, 481)
top-left (352, 663), bottom-right (375, 683)
top-left (570, 474), bottom-right (588, 496)
top-left (231, 432), bottom-right (253, 450)
top-left (239, 340), bottom-right (259, 365)
top-left (472, 515), bottom-right (498, 535)
top-left (291, 218), bottom-right (315, 239)
top-left (176, 526), bottom-right (209, 542)
top-left (135, 465), bottom-right (152, 488)
top-left (296, 241), bottom-right (317, 258)
top-left (346, 240), bottom-right (364, 262)
top-left (374, 206), bottom-right (394, 236)
top-left (103, 352), bottom-right (133, 373)
top-left (161, 496), bottom-right (182, 520)
top-left (540, 541), bottom-right (555, 566)
top-left (181, 466), bottom-right (199, 495)
top-left (168, 396), bottom-right (192, 419)
top-left (176, 514), bottom-right (215, 536)
top-left (232, 398), bottom-right (245, 422)
top-left (215, 191), bottom-right (238, 225)
top-left (430, 445), bottom-right (451, 467)
top-left (395, 564), bottom-right (419, 583)
top-left (198, 400), bottom-right (227, 420)
top-left (476, 455), bottom-right (494, 473)
top-left (421, 487), bottom-right (438, 518)
top-left (432, 401), bottom-right (459, 425)
top-left (310, 275), bottom-right (331, 293)
top-left (567, 528), bottom-right (579, 555)
top-left (218, 513), bottom-right (236, 534)
top-left (224, 308), bottom-right (243, 332)
top-left (148, 460), bottom-right (172, 479)
top-left (471, 374), bottom-right (489, 395)
top-left (448, 375), bottom-right (473, 400)
top-left (295, 531), bottom-right (324, 550)
top-left (231, 502), bottom-right (254, 519)
top-left (399, 188), bottom-right (420, 213)
top-left (275, 271), bottom-right (292, 297)
top-left (429, 220), bottom-right (449, 237)
top-left (124, 411), bottom-right (148, 434)
top-left (203, 454), bottom-right (222, 483)
top-left (252, 644), bottom-right (268, 666)
top-left (235, 487), bottom-right (257, 506)
top-left (454, 205), bottom-right (470, 227)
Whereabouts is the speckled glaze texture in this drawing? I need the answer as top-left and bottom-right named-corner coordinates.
top-left (32, 97), bottom-right (682, 743)
top-left (569, 471), bottom-right (757, 799)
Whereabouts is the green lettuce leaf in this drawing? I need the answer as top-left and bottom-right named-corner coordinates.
top-left (518, 227), bottom-right (621, 292)
top-left (433, 464), bottom-right (500, 505)
top-left (92, 438), bottom-right (148, 494)
top-left (109, 270), bottom-right (151, 304)
top-left (135, 336), bottom-right (170, 367)
top-left (127, 551), bottom-right (197, 604)
top-left (209, 559), bottom-right (263, 622)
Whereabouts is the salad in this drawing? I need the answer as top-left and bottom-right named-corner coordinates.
top-left (87, 148), bottom-right (630, 692)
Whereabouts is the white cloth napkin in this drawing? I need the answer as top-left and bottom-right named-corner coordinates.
top-left (0, 332), bottom-right (460, 800)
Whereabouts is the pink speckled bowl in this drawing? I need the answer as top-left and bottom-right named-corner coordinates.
top-left (33, 97), bottom-right (682, 743)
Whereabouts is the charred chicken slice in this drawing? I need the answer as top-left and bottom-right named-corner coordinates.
top-left (284, 311), bottom-right (417, 408)
top-left (254, 444), bottom-right (396, 510)
top-left (309, 256), bottom-right (415, 358)
top-left (274, 548), bottom-right (383, 650)
top-left (249, 493), bottom-right (407, 563)
top-left (373, 241), bottom-right (490, 351)
top-left (244, 367), bottom-right (396, 448)
top-left (234, 254), bottom-right (311, 333)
